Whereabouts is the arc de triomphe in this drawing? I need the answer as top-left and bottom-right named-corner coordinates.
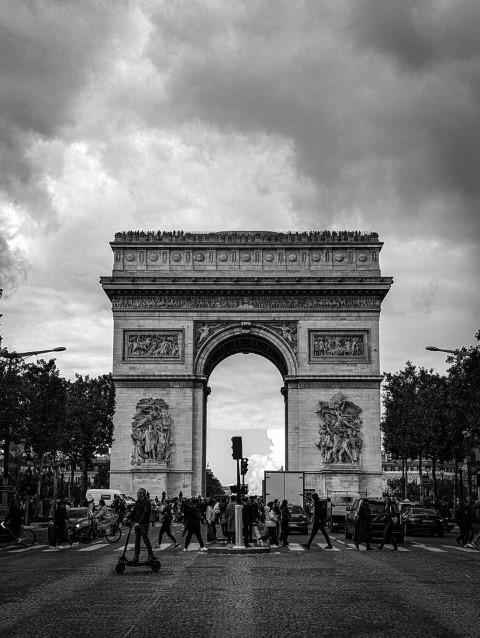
top-left (100, 231), bottom-right (392, 498)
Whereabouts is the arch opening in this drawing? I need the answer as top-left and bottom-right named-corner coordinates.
top-left (206, 353), bottom-right (285, 495)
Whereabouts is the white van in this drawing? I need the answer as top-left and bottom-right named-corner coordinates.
top-left (85, 489), bottom-right (123, 508)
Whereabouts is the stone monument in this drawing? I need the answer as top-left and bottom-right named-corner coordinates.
top-left (100, 230), bottom-right (392, 498)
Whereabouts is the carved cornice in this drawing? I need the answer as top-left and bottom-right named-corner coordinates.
top-left (113, 230), bottom-right (381, 244)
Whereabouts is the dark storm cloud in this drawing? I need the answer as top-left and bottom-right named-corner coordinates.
top-left (141, 0), bottom-right (480, 243)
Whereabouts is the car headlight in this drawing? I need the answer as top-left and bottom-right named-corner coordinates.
top-left (76, 523), bottom-right (80, 528)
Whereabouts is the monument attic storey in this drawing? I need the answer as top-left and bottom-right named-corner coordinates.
top-left (100, 230), bottom-right (392, 498)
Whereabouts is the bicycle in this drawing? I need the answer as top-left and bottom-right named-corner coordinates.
top-left (0, 521), bottom-right (36, 548)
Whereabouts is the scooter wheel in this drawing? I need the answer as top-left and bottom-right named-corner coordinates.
top-left (151, 560), bottom-right (161, 572)
top-left (115, 562), bottom-right (125, 574)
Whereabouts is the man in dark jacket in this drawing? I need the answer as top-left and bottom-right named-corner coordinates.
top-left (182, 498), bottom-right (208, 551)
top-left (377, 499), bottom-right (398, 551)
top-left (303, 493), bottom-right (333, 550)
top-left (127, 488), bottom-right (155, 564)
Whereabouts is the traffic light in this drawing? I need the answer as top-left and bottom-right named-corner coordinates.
top-left (241, 484), bottom-right (249, 495)
top-left (241, 457), bottom-right (249, 475)
top-left (230, 485), bottom-right (238, 494)
top-left (231, 436), bottom-right (242, 459)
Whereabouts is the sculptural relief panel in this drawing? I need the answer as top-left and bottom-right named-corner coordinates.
top-left (309, 330), bottom-right (369, 363)
top-left (315, 392), bottom-right (363, 465)
top-left (130, 397), bottom-right (174, 466)
top-left (123, 330), bottom-right (184, 362)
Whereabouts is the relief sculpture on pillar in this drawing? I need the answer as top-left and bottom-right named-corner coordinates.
top-left (315, 392), bottom-right (362, 464)
top-left (130, 398), bottom-right (174, 466)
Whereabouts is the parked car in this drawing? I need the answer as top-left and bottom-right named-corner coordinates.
top-left (345, 498), bottom-right (404, 544)
top-left (402, 506), bottom-right (445, 537)
top-left (287, 505), bottom-right (309, 534)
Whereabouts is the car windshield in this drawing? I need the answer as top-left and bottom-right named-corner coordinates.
top-left (410, 508), bottom-right (437, 515)
top-left (288, 506), bottom-right (304, 514)
top-left (68, 508), bottom-right (90, 518)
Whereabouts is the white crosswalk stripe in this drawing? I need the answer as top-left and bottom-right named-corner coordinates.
top-left (317, 543), bottom-right (341, 551)
top-left (442, 545), bottom-right (478, 553)
top-left (288, 543), bottom-right (305, 551)
top-left (115, 543), bottom-right (135, 552)
top-left (78, 543), bottom-right (107, 551)
top-left (9, 544), bottom-right (48, 553)
top-left (184, 542), bottom-right (200, 551)
top-left (411, 543), bottom-right (446, 553)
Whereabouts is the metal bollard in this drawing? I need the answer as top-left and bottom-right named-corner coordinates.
top-left (234, 504), bottom-right (243, 547)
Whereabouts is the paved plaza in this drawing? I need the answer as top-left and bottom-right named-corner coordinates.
top-left (1, 525), bottom-right (479, 638)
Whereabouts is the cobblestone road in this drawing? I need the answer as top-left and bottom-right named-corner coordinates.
top-left (1, 528), bottom-right (479, 638)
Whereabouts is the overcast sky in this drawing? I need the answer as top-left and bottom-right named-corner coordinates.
top-left (1, 1), bottom-right (479, 491)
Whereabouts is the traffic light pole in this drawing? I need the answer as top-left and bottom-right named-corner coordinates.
top-left (237, 458), bottom-right (241, 500)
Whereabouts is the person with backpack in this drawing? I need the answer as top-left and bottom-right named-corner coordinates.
top-left (303, 493), bottom-right (333, 550)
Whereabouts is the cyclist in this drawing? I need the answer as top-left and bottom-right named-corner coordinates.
top-left (4, 496), bottom-right (23, 543)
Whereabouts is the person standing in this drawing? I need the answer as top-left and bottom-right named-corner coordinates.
top-left (205, 499), bottom-right (217, 542)
top-left (126, 488), bottom-right (155, 564)
top-left (156, 503), bottom-right (179, 548)
top-left (242, 497), bottom-right (254, 547)
top-left (182, 498), bottom-right (207, 551)
top-left (377, 498), bottom-right (398, 551)
top-left (354, 498), bottom-right (373, 551)
top-left (280, 499), bottom-right (291, 547)
top-left (303, 493), bottom-right (333, 550)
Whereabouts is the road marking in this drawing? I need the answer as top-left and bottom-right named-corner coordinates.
top-left (184, 543), bottom-right (200, 551)
top-left (115, 544), bottom-right (135, 552)
top-left (78, 543), bottom-right (107, 552)
top-left (9, 544), bottom-right (48, 553)
top-left (288, 543), bottom-right (305, 551)
top-left (411, 543), bottom-right (445, 553)
top-left (317, 543), bottom-right (341, 551)
top-left (442, 545), bottom-right (478, 553)
top-left (159, 543), bottom-right (173, 551)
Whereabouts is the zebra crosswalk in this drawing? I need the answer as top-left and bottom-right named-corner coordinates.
top-left (2, 538), bottom-right (479, 556)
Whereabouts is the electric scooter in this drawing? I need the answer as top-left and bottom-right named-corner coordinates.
top-left (114, 522), bottom-right (160, 574)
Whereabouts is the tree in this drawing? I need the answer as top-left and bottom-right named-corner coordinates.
top-left (61, 374), bottom-right (115, 493)
top-left (0, 355), bottom-right (29, 482)
top-left (22, 359), bottom-right (68, 469)
top-left (206, 466), bottom-right (225, 497)
top-left (381, 362), bottom-right (421, 497)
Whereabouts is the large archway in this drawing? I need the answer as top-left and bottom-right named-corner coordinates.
top-left (206, 353), bottom-right (285, 495)
top-left (101, 230), bottom-right (392, 498)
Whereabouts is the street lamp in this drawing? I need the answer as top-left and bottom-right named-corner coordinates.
top-left (0, 346), bottom-right (66, 360)
top-left (24, 452), bottom-right (34, 525)
top-left (425, 345), bottom-right (469, 357)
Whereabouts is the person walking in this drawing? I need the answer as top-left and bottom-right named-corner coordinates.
top-left (156, 502), bottom-right (179, 548)
top-left (303, 493), bottom-right (333, 550)
top-left (50, 499), bottom-right (74, 549)
top-left (182, 498), bottom-right (207, 551)
top-left (280, 499), bottom-right (291, 547)
top-left (126, 488), bottom-right (155, 564)
top-left (354, 498), bottom-right (373, 551)
top-left (377, 498), bottom-right (398, 551)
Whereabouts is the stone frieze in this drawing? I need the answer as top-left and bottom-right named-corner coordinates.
top-left (113, 295), bottom-right (382, 311)
top-left (315, 392), bottom-right (363, 464)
